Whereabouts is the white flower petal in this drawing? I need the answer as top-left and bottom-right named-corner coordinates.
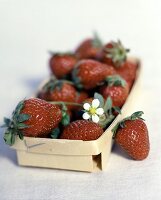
top-left (96, 108), bottom-right (104, 115)
top-left (83, 103), bottom-right (91, 111)
top-left (92, 99), bottom-right (100, 108)
top-left (92, 114), bottom-right (99, 123)
top-left (82, 112), bottom-right (91, 120)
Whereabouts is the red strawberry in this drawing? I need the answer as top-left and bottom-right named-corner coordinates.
top-left (72, 59), bottom-right (116, 90)
top-left (66, 109), bottom-right (73, 119)
top-left (98, 40), bottom-right (137, 88)
top-left (49, 53), bottom-right (77, 78)
top-left (38, 79), bottom-right (77, 110)
top-left (75, 33), bottom-right (103, 59)
top-left (100, 75), bottom-right (129, 107)
top-left (116, 60), bottom-right (138, 89)
top-left (83, 97), bottom-right (93, 104)
top-left (73, 91), bottom-right (89, 110)
top-left (3, 98), bottom-right (62, 145)
top-left (112, 111), bottom-right (150, 160)
top-left (60, 120), bottom-right (103, 141)
top-left (98, 40), bottom-right (129, 67)
top-left (76, 91), bottom-right (89, 104)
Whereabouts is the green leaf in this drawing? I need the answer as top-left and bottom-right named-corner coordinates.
top-left (15, 100), bottom-right (25, 115)
top-left (105, 75), bottom-right (126, 87)
top-left (61, 103), bottom-right (67, 111)
top-left (51, 128), bottom-right (60, 139)
top-left (99, 114), bottom-right (115, 128)
top-left (77, 83), bottom-right (83, 90)
top-left (11, 133), bottom-right (16, 145)
top-left (17, 114), bottom-right (30, 122)
top-left (1, 117), bottom-right (11, 128)
top-left (104, 40), bottom-right (129, 67)
top-left (3, 131), bottom-right (15, 146)
top-left (94, 93), bottom-right (104, 108)
top-left (62, 111), bottom-right (67, 117)
top-left (92, 32), bottom-right (103, 48)
top-left (18, 131), bottom-right (24, 140)
top-left (4, 117), bottom-right (11, 127)
top-left (130, 111), bottom-right (144, 120)
top-left (17, 123), bottom-right (30, 129)
top-left (72, 68), bottom-right (83, 90)
top-left (106, 114), bottom-right (115, 125)
top-left (113, 106), bottom-right (121, 114)
top-left (120, 121), bottom-right (125, 128)
top-left (54, 81), bottom-right (63, 91)
top-left (61, 115), bottom-right (70, 126)
top-left (112, 123), bottom-right (120, 138)
top-left (139, 117), bottom-right (145, 121)
top-left (43, 78), bottom-right (70, 93)
top-left (104, 97), bottom-right (112, 112)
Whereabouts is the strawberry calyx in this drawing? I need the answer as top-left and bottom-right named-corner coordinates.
top-left (72, 67), bottom-right (83, 90)
top-left (42, 77), bottom-right (74, 92)
top-left (51, 128), bottom-right (60, 139)
top-left (112, 111), bottom-right (144, 138)
top-left (92, 32), bottom-right (103, 48)
top-left (92, 93), bottom-right (121, 128)
top-left (105, 75), bottom-right (127, 87)
top-left (49, 101), bottom-right (82, 127)
top-left (60, 102), bottom-right (70, 126)
top-left (104, 40), bottom-right (130, 67)
top-left (2, 100), bottom-right (30, 146)
top-left (50, 101), bottom-right (82, 139)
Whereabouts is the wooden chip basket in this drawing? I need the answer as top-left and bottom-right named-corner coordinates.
top-left (12, 58), bottom-right (141, 172)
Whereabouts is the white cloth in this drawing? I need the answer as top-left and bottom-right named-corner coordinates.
top-left (0, 0), bottom-right (161, 199)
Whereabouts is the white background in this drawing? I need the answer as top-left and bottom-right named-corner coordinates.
top-left (0, 0), bottom-right (161, 199)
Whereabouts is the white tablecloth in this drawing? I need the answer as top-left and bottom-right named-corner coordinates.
top-left (0, 0), bottom-right (161, 199)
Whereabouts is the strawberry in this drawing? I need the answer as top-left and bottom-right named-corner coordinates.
top-left (100, 75), bottom-right (129, 107)
top-left (116, 60), bottom-right (138, 89)
top-left (72, 59), bottom-right (116, 90)
top-left (60, 120), bottom-right (104, 141)
top-left (38, 79), bottom-right (77, 110)
top-left (112, 111), bottom-right (150, 160)
top-left (76, 91), bottom-right (89, 104)
top-left (3, 98), bottom-right (62, 145)
top-left (83, 97), bottom-right (93, 104)
top-left (74, 91), bottom-right (89, 110)
top-left (98, 40), bottom-right (137, 88)
top-left (98, 40), bottom-right (130, 67)
top-left (75, 33), bottom-right (103, 59)
top-left (49, 53), bottom-right (77, 78)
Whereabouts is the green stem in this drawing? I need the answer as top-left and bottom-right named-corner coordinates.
top-left (49, 101), bottom-right (82, 107)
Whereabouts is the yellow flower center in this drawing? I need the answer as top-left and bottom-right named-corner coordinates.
top-left (89, 107), bottom-right (96, 115)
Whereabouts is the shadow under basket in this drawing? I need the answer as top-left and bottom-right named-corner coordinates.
top-left (12, 57), bottom-right (142, 172)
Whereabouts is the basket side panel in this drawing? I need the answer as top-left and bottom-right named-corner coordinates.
top-left (16, 150), bottom-right (94, 172)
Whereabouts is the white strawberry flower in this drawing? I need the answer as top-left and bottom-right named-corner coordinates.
top-left (82, 99), bottom-right (104, 123)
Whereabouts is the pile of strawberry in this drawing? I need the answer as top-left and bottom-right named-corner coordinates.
top-left (2, 34), bottom-right (150, 160)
